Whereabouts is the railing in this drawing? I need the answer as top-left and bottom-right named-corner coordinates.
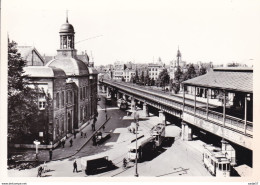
top-left (101, 80), bottom-right (253, 137)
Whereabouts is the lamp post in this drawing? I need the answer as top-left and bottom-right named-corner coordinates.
top-left (134, 109), bottom-right (139, 177)
top-left (34, 140), bottom-right (40, 161)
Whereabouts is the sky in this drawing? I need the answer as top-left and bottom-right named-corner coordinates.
top-left (3, 0), bottom-right (260, 66)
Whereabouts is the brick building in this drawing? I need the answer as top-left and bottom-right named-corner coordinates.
top-left (23, 15), bottom-right (98, 146)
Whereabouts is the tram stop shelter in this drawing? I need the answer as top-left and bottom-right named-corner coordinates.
top-left (181, 67), bottom-right (253, 137)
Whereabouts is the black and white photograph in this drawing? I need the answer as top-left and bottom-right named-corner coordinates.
top-left (1, 0), bottom-right (260, 183)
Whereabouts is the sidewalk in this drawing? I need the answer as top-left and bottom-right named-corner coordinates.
top-left (9, 105), bottom-right (110, 163)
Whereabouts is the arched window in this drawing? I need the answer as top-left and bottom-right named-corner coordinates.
top-left (56, 92), bottom-right (60, 108)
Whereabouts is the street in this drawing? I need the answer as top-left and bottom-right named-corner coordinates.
top-left (8, 93), bottom-right (211, 177)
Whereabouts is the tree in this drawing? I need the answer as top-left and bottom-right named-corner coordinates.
top-left (144, 69), bottom-right (150, 85)
top-left (174, 66), bottom-right (183, 83)
top-left (135, 69), bottom-right (139, 83)
top-left (183, 64), bottom-right (197, 81)
top-left (198, 66), bottom-right (207, 76)
top-left (157, 69), bottom-right (170, 90)
top-left (140, 71), bottom-right (145, 84)
top-left (8, 40), bottom-right (48, 144)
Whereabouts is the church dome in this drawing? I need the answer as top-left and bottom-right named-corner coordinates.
top-left (60, 22), bottom-right (74, 33)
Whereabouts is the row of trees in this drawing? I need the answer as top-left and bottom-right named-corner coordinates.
top-left (128, 64), bottom-right (207, 93)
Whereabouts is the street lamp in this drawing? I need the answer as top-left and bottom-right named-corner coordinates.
top-left (34, 140), bottom-right (40, 161)
top-left (134, 109), bottom-right (139, 177)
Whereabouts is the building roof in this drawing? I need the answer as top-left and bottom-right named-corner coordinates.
top-left (60, 22), bottom-right (74, 33)
top-left (183, 68), bottom-right (253, 93)
top-left (46, 58), bottom-right (89, 76)
top-left (23, 66), bottom-right (66, 78)
top-left (17, 46), bottom-right (45, 65)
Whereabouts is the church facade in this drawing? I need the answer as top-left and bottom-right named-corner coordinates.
top-left (23, 16), bottom-right (98, 146)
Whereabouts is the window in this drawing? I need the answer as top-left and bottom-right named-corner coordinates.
top-left (39, 101), bottom-right (46, 110)
top-left (70, 91), bottom-right (73, 103)
top-left (227, 164), bottom-right (230, 171)
top-left (219, 163), bottom-right (222, 170)
top-left (83, 87), bottom-right (86, 99)
top-left (61, 91), bottom-right (64, 107)
top-left (223, 163), bottom-right (226, 171)
top-left (56, 92), bottom-right (59, 108)
top-left (66, 91), bottom-right (68, 104)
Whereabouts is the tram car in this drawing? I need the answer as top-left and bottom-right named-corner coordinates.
top-left (150, 123), bottom-right (165, 147)
top-left (117, 98), bottom-right (128, 110)
top-left (203, 144), bottom-right (231, 177)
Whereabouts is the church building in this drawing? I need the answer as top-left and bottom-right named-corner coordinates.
top-left (23, 15), bottom-right (98, 147)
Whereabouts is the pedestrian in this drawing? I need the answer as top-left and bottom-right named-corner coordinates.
top-left (73, 160), bottom-right (78, 173)
top-left (84, 132), bottom-right (87, 138)
top-left (70, 138), bottom-right (73, 147)
top-left (63, 140), bottom-right (65, 148)
top-left (74, 130), bottom-right (76, 139)
top-left (49, 148), bottom-right (53, 161)
top-left (81, 131), bottom-right (83, 138)
top-left (102, 125), bottom-right (105, 131)
top-left (92, 135), bottom-right (96, 146)
top-left (43, 161), bottom-right (47, 173)
top-left (91, 123), bottom-right (95, 131)
top-left (37, 165), bottom-right (43, 177)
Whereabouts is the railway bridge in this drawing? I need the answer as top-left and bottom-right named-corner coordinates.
top-left (99, 68), bottom-right (253, 151)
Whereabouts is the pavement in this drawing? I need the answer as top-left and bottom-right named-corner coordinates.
top-left (8, 103), bottom-right (111, 163)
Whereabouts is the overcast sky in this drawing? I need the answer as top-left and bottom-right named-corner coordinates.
top-left (3, 0), bottom-right (260, 66)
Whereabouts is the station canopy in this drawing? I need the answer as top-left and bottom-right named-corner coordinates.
top-left (182, 68), bottom-right (253, 93)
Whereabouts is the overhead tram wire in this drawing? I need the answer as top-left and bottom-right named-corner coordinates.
top-left (75, 35), bottom-right (103, 44)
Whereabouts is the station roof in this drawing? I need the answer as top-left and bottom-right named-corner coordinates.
top-left (182, 68), bottom-right (253, 93)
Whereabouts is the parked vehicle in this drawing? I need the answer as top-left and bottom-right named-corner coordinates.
top-left (95, 131), bottom-right (111, 145)
top-left (81, 154), bottom-right (114, 175)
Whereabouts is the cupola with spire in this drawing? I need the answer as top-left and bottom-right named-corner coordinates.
top-left (57, 11), bottom-right (77, 58)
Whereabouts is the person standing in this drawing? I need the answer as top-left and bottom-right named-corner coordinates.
top-left (73, 160), bottom-right (78, 173)
top-left (70, 139), bottom-right (73, 147)
top-left (37, 165), bottom-right (43, 177)
top-left (84, 133), bottom-right (87, 138)
top-left (81, 131), bottom-right (83, 138)
top-left (74, 130), bottom-right (76, 139)
top-left (49, 148), bottom-right (53, 161)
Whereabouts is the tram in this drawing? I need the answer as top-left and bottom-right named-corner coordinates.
top-left (203, 144), bottom-right (231, 177)
top-left (117, 98), bottom-right (128, 110)
top-left (150, 123), bottom-right (165, 147)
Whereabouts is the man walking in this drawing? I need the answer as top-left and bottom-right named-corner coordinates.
top-left (70, 138), bottom-right (73, 147)
top-left (49, 148), bottom-right (53, 161)
top-left (73, 160), bottom-right (78, 173)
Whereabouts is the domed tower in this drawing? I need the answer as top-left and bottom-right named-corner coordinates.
top-left (57, 12), bottom-right (77, 58)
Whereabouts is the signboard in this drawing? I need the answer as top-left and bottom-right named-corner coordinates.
top-left (39, 132), bottom-right (43, 137)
